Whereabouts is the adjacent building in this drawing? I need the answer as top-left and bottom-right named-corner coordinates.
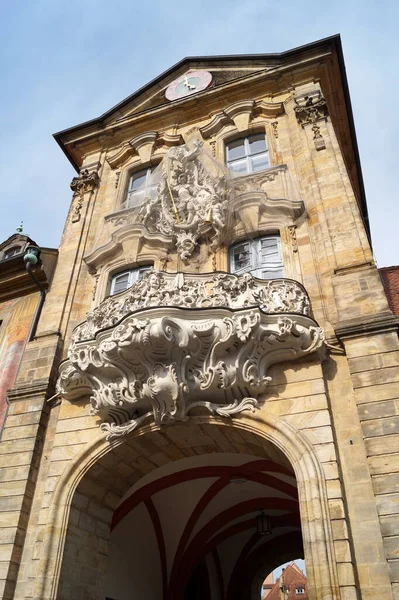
top-left (0, 229), bottom-right (57, 431)
top-left (0, 35), bottom-right (398, 600)
top-left (262, 563), bottom-right (308, 600)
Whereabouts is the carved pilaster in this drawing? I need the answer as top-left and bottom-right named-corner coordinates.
top-left (294, 91), bottom-right (328, 151)
top-left (70, 169), bottom-right (100, 223)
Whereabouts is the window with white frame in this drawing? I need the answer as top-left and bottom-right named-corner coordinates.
top-left (125, 167), bottom-right (157, 209)
top-left (295, 587), bottom-right (305, 595)
top-left (225, 133), bottom-right (269, 176)
top-left (110, 266), bottom-right (152, 296)
top-left (230, 236), bottom-right (284, 279)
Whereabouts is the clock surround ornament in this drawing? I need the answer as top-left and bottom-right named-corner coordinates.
top-left (165, 70), bottom-right (212, 101)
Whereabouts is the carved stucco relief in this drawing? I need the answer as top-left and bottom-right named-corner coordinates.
top-left (70, 169), bottom-right (100, 223)
top-left (57, 271), bottom-right (325, 439)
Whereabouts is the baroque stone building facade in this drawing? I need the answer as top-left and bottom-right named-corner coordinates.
top-left (0, 35), bottom-right (398, 600)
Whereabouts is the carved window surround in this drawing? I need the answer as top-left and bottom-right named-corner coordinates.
top-left (107, 131), bottom-right (184, 169)
top-left (199, 99), bottom-right (284, 139)
top-left (225, 164), bottom-right (306, 243)
top-left (84, 228), bottom-right (170, 306)
top-left (57, 270), bottom-right (325, 439)
top-left (209, 120), bottom-right (282, 171)
top-left (108, 132), bottom-right (183, 215)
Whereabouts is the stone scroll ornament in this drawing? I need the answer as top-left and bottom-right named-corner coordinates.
top-left (57, 271), bottom-right (326, 439)
top-left (70, 169), bottom-right (100, 223)
top-left (138, 140), bottom-right (229, 261)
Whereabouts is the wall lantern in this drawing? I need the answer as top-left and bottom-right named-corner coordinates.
top-left (24, 245), bottom-right (41, 266)
top-left (256, 510), bottom-right (272, 536)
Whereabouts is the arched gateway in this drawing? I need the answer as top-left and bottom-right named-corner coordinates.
top-left (0, 36), bottom-right (398, 600)
top-left (36, 417), bottom-right (339, 600)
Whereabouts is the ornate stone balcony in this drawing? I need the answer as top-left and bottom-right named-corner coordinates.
top-left (58, 271), bottom-right (325, 438)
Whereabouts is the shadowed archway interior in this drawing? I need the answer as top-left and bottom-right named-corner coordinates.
top-left (56, 422), bottom-right (304, 600)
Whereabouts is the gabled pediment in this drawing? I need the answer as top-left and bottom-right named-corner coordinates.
top-left (55, 55), bottom-right (284, 147)
top-left (0, 233), bottom-right (36, 256)
top-left (109, 63), bottom-right (275, 125)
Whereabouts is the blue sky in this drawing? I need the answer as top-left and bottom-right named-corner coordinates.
top-left (1, 0), bottom-right (398, 266)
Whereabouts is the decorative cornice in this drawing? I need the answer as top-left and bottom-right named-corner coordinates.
top-left (83, 222), bottom-right (173, 271)
top-left (156, 132), bottom-right (184, 148)
top-left (199, 113), bottom-right (232, 139)
top-left (223, 100), bottom-right (256, 132)
top-left (254, 100), bottom-right (285, 119)
top-left (129, 131), bottom-right (158, 163)
top-left (199, 99), bottom-right (284, 139)
top-left (106, 131), bottom-right (184, 169)
top-left (335, 314), bottom-right (399, 340)
top-left (106, 142), bottom-right (135, 169)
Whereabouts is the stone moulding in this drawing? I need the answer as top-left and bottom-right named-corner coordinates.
top-left (57, 271), bottom-right (325, 439)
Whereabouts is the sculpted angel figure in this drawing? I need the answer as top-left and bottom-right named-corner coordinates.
top-left (137, 139), bottom-right (229, 260)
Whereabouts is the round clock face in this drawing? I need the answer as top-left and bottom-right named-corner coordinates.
top-left (165, 70), bottom-right (212, 101)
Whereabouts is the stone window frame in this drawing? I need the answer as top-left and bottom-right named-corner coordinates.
top-left (122, 166), bottom-right (159, 211)
top-left (212, 122), bottom-right (276, 170)
top-left (114, 153), bottom-right (165, 213)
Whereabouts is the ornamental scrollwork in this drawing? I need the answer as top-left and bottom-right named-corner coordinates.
top-left (70, 169), bottom-right (100, 197)
top-left (58, 308), bottom-right (325, 439)
top-left (70, 169), bottom-right (100, 223)
top-left (72, 270), bottom-right (311, 344)
top-left (294, 92), bottom-right (328, 127)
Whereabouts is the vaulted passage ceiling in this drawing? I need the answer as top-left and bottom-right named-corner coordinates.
top-left (105, 451), bottom-right (302, 600)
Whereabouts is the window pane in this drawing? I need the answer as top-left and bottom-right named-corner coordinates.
top-left (112, 273), bottom-right (130, 294)
top-left (127, 189), bottom-right (145, 208)
top-left (248, 134), bottom-right (267, 155)
top-left (228, 159), bottom-right (248, 176)
top-left (233, 243), bottom-right (251, 271)
top-left (261, 238), bottom-right (282, 265)
top-left (147, 183), bottom-right (158, 199)
top-left (251, 152), bottom-right (269, 172)
top-left (226, 139), bottom-right (246, 161)
top-left (137, 267), bottom-right (151, 280)
top-left (130, 171), bottom-right (147, 191)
